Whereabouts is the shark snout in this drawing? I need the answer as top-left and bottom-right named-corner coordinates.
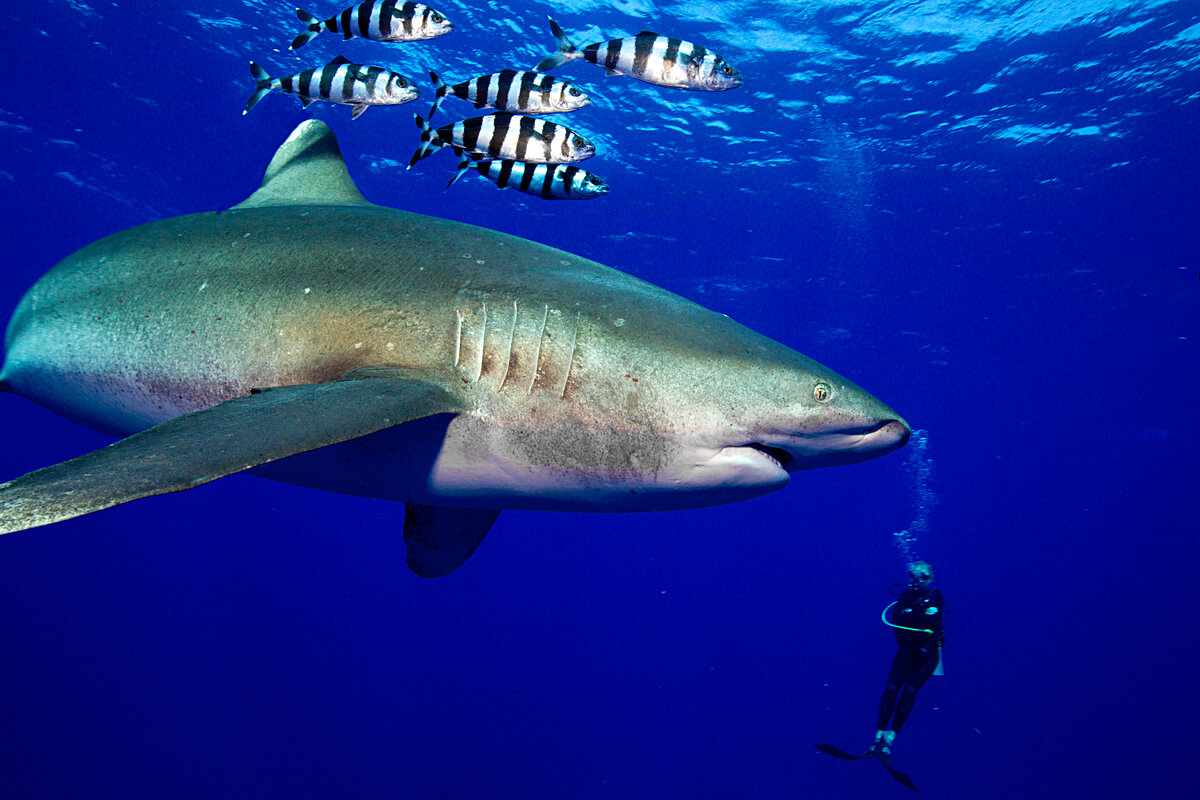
top-left (869, 417), bottom-right (911, 457)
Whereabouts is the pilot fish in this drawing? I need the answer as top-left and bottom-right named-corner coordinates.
top-left (428, 70), bottom-right (590, 119)
top-left (244, 56), bottom-right (419, 119)
top-left (409, 112), bottom-right (596, 167)
top-left (447, 154), bottom-right (610, 200)
top-left (534, 17), bottom-right (742, 91)
top-left (291, 1), bottom-right (452, 49)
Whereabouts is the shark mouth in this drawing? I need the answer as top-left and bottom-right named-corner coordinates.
top-left (736, 419), bottom-right (911, 472)
top-left (744, 443), bottom-right (794, 469)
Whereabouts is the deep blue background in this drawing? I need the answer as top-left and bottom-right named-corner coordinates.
top-left (2, 2), bottom-right (1198, 798)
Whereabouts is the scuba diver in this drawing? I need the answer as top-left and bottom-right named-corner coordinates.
top-left (871, 560), bottom-right (944, 756)
top-left (816, 561), bottom-right (944, 792)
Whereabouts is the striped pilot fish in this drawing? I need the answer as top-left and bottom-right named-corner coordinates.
top-left (244, 56), bottom-right (419, 119)
top-left (290, 1), bottom-right (452, 50)
top-left (534, 17), bottom-right (742, 91)
top-left (408, 112), bottom-right (596, 167)
top-left (447, 154), bottom-right (610, 200)
top-left (428, 70), bottom-right (590, 119)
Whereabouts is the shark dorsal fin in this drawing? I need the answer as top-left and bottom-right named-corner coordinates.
top-left (233, 120), bottom-right (369, 210)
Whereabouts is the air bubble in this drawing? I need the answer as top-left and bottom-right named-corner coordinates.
top-left (892, 429), bottom-right (938, 563)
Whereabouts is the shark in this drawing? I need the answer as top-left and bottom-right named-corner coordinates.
top-left (0, 120), bottom-right (910, 577)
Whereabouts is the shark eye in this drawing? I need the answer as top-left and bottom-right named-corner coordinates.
top-left (813, 382), bottom-right (833, 403)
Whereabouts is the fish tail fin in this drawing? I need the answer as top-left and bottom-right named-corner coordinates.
top-left (408, 114), bottom-right (439, 169)
top-left (291, 8), bottom-right (322, 49)
top-left (243, 62), bottom-right (274, 115)
top-left (535, 16), bottom-right (577, 71)
top-left (428, 70), bottom-right (449, 120)
top-left (446, 153), bottom-right (476, 190)
top-left (547, 17), bottom-right (577, 53)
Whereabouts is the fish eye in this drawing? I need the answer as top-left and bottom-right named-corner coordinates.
top-left (397, 78), bottom-right (407, 87)
top-left (572, 136), bottom-right (584, 147)
top-left (431, 13), bottom-right (443, 22)
top-left (568, 87), bottom-right (581, 97)
top-left (722, 65), bottom-right (735, 76)
top-left (813, 382), bottom-right (833, 403)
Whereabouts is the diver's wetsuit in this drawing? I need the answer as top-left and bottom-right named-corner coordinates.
top-left (877, 586), bottom-right (944, 733)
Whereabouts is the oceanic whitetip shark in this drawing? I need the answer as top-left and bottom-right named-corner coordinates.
top-left (0, 120), bottom-right (910, 577)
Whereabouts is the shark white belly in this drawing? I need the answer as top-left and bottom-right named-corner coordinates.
top-left (0, 121), bottom-right (909, 576)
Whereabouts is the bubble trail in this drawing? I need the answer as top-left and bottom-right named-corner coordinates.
top-left (893, 429), bottom-right (937, 563)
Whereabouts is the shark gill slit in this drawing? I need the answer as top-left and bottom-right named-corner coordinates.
top-left (561, 312), bottom-right (579, 398)
top-left (475, 302), bottom-right (487, 382)
top-left (454, 308), bottom-right (463, 367)
top-left (498, 299), bottom-right (517, 392)
top-left (528, 303), bottom-right (549, 395)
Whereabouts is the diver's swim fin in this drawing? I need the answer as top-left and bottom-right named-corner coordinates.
top-left (877, 751), bottom-right (920, 791)
top-left (814, 743), bottom-right (871, 760)
top-left (815, 743), bottom-right (920, 792)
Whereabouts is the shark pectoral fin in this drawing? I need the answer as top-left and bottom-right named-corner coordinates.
top-left (402, 503), bottom-right (500, 578)
top-left (0, 373), bottom-right (464, 535)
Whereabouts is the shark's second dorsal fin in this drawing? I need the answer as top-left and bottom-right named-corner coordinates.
top-left (232, 120), bottom-right (369, 210)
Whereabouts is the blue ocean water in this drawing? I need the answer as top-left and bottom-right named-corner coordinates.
top-left (1, 1), bottom-right (1197, 797)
